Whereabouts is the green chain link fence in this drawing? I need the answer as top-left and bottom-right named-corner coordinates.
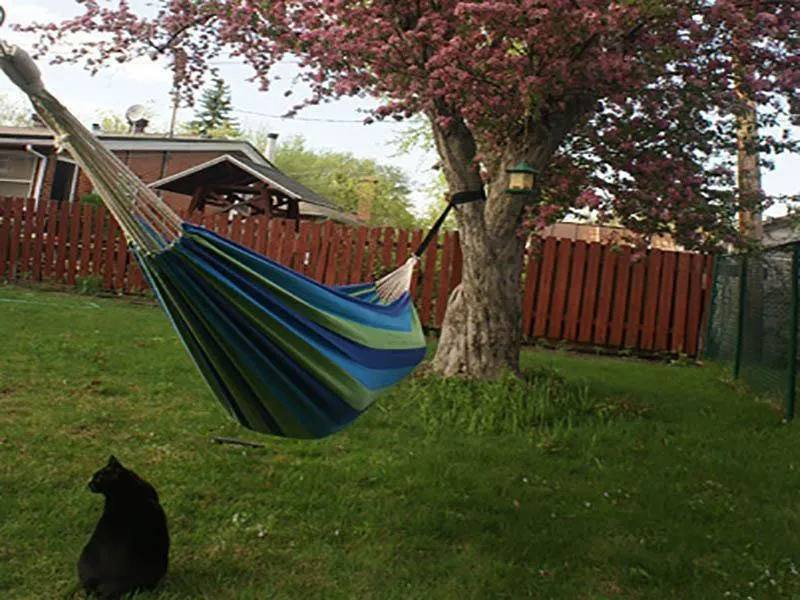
top-left (704, 242), bottom-right (799, 420)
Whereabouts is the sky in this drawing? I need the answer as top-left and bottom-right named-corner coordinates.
top-left (1, 0), bottom-right (798, 220)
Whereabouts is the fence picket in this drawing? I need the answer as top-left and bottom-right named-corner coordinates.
top-left (9, 198), bottom-right (22, 278)
top-left (67, 202), bottom-right (82, 285)
top-left (578, 243), bottom-right (602, 343)
top-left (532, 237), bottom-right (558, 338)
top-left (45, 201), bottom-right (60, 280)
top-left (349, 227), bottom-right (369, 284)
top-left (655, 251), bottom-right (677, 351)
top-left (409, 230), bottom-right (424, 298)
top-left (103, 218), bottom-right (118, 289)
top-left (609, 247), bottom-right (632, 347)
top-left (548, 240), bottom-right (573, 340)
top-left (91, 205), bottom-right (105, 280)
top-left (522, 248), bottom-right (540, 338)
top-left (640, 250), bottom-right (663, 351)
top-left (435, 231), bottom-right (455, 328)
top-left (686, 254), bottom-right (707, 356)
top-left (79, 204), bottom-right (93, 279)
top-left (698, 255), bottom-right (715, 356)
top-left (594, 247), bottom-right (617, 345)
top-left (381, 228), bottom-right (395, 276)
top-left (114, 234), bottom-right (128, 291)
top-left (672, 253), bottom-right (692, 354)
top-left (20, 197), bottom-right (36, 276)
top-left (243, 217), bottom-right (258, 252)
top-left (32, 200), bottom-right (47, 282)
top-left (419, 237), bottom-right (439, 327)
top-left (364, 228), bottom-right (381, 282)
top-left (55, 202), bottom-right (70, 282)
top-left (396, 229), bottom-right (410, 266)
top-left (563, 241), bottom-right (587, 340)
top-left (0, 198), bottom-right (12, 278)
top-left (625, 256), bottom-right (647, 348)
top-left (295, 221), bottom-right (312, 277)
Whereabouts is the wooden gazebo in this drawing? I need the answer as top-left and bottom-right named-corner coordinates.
top-left (149, 154), bottom-right (356, 223)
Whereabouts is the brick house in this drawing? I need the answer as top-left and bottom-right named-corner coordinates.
top-left (0, 125), bottom-right (355, 222)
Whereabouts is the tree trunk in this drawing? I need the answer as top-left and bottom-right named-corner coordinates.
top-left (432, 200), bottom-right (527, 377)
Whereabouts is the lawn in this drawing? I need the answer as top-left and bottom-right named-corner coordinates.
top-left (1, 283), bottom-right (800, 599)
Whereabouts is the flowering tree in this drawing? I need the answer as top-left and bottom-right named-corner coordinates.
top-left (21, 1), bottom-right (799, 377)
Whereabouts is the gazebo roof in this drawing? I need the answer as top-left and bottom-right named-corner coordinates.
top-left (149, 153), bottom-right (340, 210)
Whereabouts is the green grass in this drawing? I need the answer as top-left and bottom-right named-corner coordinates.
top-left (2, 283), bottom-right (800, 599)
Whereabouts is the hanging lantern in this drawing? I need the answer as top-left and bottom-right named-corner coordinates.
top-left (506, 162), bottom-right (538, 194)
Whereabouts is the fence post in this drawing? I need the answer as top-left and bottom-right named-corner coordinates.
top-left (733, 255), bottom-right (748, 380)
top-left (702, 254), bottom-right (719, 359)
top-left (786, 243), bottom-right (798, 421)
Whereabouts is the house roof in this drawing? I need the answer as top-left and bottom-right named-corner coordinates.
top-left (0, 126), bottom-right (272, 167)
top-left (763, 214), bottom-right (796, 232)
top-left (148, 153), bottom-right (341, 211)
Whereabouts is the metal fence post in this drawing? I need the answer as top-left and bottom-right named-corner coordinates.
top-left (786, 243), bottom-right (798, 421)
top-left (702, 254), bottom-right (720, 359)
top-left (733, 255), bottom-right (748, 380)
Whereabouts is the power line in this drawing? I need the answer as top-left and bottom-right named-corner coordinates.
top-left (232, 107), bottom-right (407, 125)
top-left (209, 59), bottom-right (303, 66)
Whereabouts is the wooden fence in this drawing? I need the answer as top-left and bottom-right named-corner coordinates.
top-left (0, 196), bottom-right (714, 356)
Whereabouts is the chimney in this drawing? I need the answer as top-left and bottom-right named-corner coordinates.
top-left (132, 118), bottom-right (149, 134)
top-left (265, 133), bottom-right (278, 162)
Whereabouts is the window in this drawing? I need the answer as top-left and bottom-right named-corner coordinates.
top-left (0, 150), bottom-right (37, 198)
top-left (51, 160), bottom-right (77, 202)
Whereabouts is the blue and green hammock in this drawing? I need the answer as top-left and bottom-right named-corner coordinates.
top-left (139, 224), bottom-right (425, 438)
top-left (0, 33), bottom-right (481, 438)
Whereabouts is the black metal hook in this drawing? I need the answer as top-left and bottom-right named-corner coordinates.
top-left (0, 7), bottom-right (5, 28)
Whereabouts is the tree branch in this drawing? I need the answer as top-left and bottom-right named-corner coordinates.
top-left (149, 14), bottom-right (216, 54)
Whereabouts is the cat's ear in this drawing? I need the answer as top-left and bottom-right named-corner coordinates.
top-left (108, 455), bottom-right (119, 466)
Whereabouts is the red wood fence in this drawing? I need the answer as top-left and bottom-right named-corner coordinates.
top-left (0, 197), bottom-right (714, 356)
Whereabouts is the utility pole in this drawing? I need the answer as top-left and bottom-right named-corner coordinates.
top-left (168, 87), bottom-right (179, 138)
top-left (734, 70), bottom-right (765, 363)
top-left (736, 90), bottom-right (763, 240)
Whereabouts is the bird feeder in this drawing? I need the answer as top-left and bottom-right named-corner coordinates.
top-left (506, 162), bottom-right (538, 194)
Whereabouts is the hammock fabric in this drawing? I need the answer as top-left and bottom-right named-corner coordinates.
top-left (0, 31), bottom-right (483, 438)
top-left (140, 224), bottom-right (425, 438)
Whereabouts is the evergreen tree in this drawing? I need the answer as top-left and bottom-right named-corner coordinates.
top-left (187, 79), bottom-right (240, 138)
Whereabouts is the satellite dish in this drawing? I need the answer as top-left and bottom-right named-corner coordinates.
top-left (125, 104), bottom-right (146, 124)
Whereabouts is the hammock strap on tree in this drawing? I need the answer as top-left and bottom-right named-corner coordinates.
top-left (373, 189), bottom-right (485, 301)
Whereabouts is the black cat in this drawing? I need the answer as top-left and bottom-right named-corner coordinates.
top-left (77, 456), bottom-right (170, 599)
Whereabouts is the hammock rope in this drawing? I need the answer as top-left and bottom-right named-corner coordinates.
top-left (0, 23), bottom-right (486, 438)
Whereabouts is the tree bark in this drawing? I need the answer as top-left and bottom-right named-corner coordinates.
top-left (432, 200), bottom-right (527, 377)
